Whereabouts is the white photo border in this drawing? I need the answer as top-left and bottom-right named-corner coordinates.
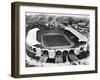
top-left (19, 5), bottom-right (96, 75)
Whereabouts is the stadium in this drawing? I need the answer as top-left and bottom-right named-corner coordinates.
top-left (25, 14), bottom-right (90, 67)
